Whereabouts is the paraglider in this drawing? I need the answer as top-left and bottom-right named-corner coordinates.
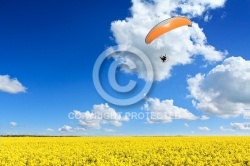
top-left (160, 55), bottom-right (168, 62)
top-left (145, 16), bottom-right (192, 44)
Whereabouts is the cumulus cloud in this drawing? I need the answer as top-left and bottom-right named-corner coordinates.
top-left (10, 122), bottom-right (17, 127)
top-left (110, 0), bottom-right (227, 81)
top-left (180, 0), bottom-right (225, 17)
top-left (198, 126), bottom-right (210, 131)
top-left (188, 57), bottom-right (250, 118)
top-left (70, 103), bottom-right (129, 130)
top-left (201, 115), bottom-right (210, 120)
top-left (46, 128), bottom-right (54, 132)
top-left (231, 123), bottom-right (250, 130)
top-left (58, 125), bottom-right (73, 132)
top-left (143, 98), bottom-right (197, 123)
top-left (0, 75), bottom-right (27, 94)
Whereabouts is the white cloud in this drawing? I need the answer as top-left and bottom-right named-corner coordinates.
top-left (143, 98), bottom-right (197, 123)
top-left (243, 111), bottom-right (250, 120)
top-left (75, 110), bottom-right (102, 130)
top-left (110, 0), bottom-right (227, 81)
top-left (71, 103), bottom-right (129, 130)
top-left (104, 128), bottom-right (116, 133)
top-left (58, 125), bottom-right (73, 132)
top-left (231, 123), bottom-right (250, 130)
top-left (10, 122), bottom-right (17, 127)
top-left (220, 126), bottom-right (234, 132)
top-left (0, 75), bottom-right (27, 94)
top-left (188, 57), bottom-right (250, 118)
top-left (198, 126), bottom-right (210, 131)
top-left (180, 0), bottom-right (225, 17)
top-left (57, 125), bottom-right (86, 132)
top-left (201, 115), bottom-right (210, 120)
top-left (204, 12), bottom-right (212, 22)
top-left (46, 128), bottom-right (54, 132)
top-left (184, 123), bottom-right (189, 127)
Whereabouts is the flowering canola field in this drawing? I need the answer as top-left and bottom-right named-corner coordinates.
top-left (1, 136), bottom-right (250, 166)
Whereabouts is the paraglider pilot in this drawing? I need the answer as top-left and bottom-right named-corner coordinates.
top-left (160, 55), bottom-right (168, 62)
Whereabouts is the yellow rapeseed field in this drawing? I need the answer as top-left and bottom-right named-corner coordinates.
top-left (1, 136), bottom-right (250, 166)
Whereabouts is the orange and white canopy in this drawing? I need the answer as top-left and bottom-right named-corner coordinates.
top-left (145, 17), bottom-right (192, 44)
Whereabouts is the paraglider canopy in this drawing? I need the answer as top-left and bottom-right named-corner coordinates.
top-left (145, 17), bottom-right (192, 44)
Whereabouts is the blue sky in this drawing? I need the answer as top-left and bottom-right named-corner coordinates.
top-left (0, 0), bottom-right (250, 135)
